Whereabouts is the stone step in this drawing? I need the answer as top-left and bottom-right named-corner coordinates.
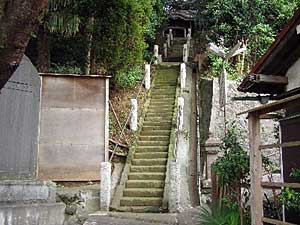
top-left (126, 180), bottom-right (164, 189)
top-left (130, 166), bottom-right (166, 173)
top-left (151, 95), bottom-right (175, 99)
top-left (128, 172), bottom-right (166, 180)
top-left (142, 121), bottom-right (171, 127)
top-left (147, 108), bottom-right (174, 113)
top-left (135, 146), bottom-right (168, 153)
top-left (139, 135), bottom-right (169, 141)
top-left (120, 197), bottom-right (162, 207)
top-left (136, 141), bottom-right (169, 147)
top-left (132, 158), bottom-right (167, 166)
top-left (146, 112), bottom-right (173, 117)
top-left (150, 100), bottom-right (175, 105)
top-left (144, 117), bottom-right (172, 122)
top-left (116, 206), bottom-right (162, 213)
top-left (148, 106), bottom-right (174, 110)
top-left (140, 130), bottom-right (170, 136)
top-left (142, 125), bottom-right (172, 130)
top-left (123, 188), bottom-right (164, 197)
top-left (134, 152), bottom-right (168, 159)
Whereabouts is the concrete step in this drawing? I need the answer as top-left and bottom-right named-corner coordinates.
top-left (123, 188), bottom-right (164, 197)
top-left (142, 121), bottom-right (171, 127)
top-left (151, 93), bottom-right (175, 99)
top-left (135, 146), bottom-right (168, 153)
top-left (128, 172), bottom-right (166, 180)
top-left (116, 206), bottom-right (163, 213)
top-left (146, 112), bottom-right (173, 117)
top-left (142, 125), bottom-right (172, 130)
top-left (120, 197), bottom-right (163, 207)
top-left (130, 166), bottom-right (166, 173)
top-left (144, 117), bottom-right (172, 122)
top-left (126, 180), bottom-right (164, 188)
top-left (148, 106), bottom-right (174, 111)
top-left (136, 141), bottom-right (169, 147)
top-left (132, 158), bottom-right (167, 166)
top-left (147, 108), bottom-right (174, 113)
top-left (139, 136), bottom-right (169, 141)
top-left (134, 152), bottom-right (168, 159)
top-left (151, 97), bottom-right (175, 101)
top-left (140, 130), bottom-right (170, 135)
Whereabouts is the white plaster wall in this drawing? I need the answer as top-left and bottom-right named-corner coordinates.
top-left (286, 57), bottom-right (300, 91)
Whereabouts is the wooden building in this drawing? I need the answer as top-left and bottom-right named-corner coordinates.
top-left (238, 9), bottom-right (300, 225)
top-left (164, 10), bottom-right (196, 38)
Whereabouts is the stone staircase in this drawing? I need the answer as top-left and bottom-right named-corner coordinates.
top-left (115, 64), bottom-right (179, 213)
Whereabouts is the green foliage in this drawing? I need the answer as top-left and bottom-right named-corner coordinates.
top-left (114, 66), bottom-right (143, 88)
top-left (50, 62), bottom-right (82, 74)
top-left (280, 187), bottom-right (300, 210)
top-left (199, 203), bottom-right (240, 225)
top-left (290, 168), bottom-right (300, 178)
top-left (197, 0), bottom-right (298, 80)
top-left (213, 123), bottom-right (250, 186)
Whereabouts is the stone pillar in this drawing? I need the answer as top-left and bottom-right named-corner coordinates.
top-left (183, 44), bottom-right (188, 63)
top-left (178, 97), bottom-right (184, 131)
top-left (184, 29), bottom-right (187, 38)
top-left (169, 29), bottom-right (173, 41)
top-left (100, 162), bottom-right (112, 211)
top-left (163, 43), bottom-right (168, 58)
top-left (169, 159), bottom-right (180, 213)
top-left (130, 99), bottom-right (138, 131)
top-left (154, 45), bottom-right (159, 64)
top-left (180, 63), bottom-right (186, 89)
top-left (145, 64), bottom-right (151, 90)
top-left (166, 34), bottom-right (171, 48)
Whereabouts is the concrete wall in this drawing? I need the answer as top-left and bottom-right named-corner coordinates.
top-left (38, 75), bottom-right (109, 181)
top-left (286, 57), bottom-right (300, 91)
top-left (0, 56), bottom-right (40, 180)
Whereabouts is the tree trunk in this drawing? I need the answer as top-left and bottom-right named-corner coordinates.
top-left (37, 26), bottom-right (50, 73)
top-left (0, 0), bottom-right (48, 90)
top-left (85, 16), bottom-right (95, 75)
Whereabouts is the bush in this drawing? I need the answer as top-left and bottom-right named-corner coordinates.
top-left (114, 66), bottom-right (143, 88)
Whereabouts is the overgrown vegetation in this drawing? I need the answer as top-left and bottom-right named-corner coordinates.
top-left (28, 0), bottom-right (169, 88)
top-left (206, 122), bottom-right (275, 225)
top-left (196, 0), bottom-right (299, 80)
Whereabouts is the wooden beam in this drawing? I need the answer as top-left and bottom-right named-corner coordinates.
top-left (251, 74), bottom-right (288, 85)
top-left (261, 182), bottom-right (300, 189)
top-left (237, 94), bottom-right (300, 116)
top-left (249, 114), bottom-right (263, 225)
top-left (259, 141), bottom-right (300, 150)
top-left (262, 217), bottom-right (297, 225)
top-left (259, 113), bottom-right (281, 120)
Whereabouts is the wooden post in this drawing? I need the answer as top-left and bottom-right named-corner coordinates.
top-left (248, 113), bottom-right (263, 225)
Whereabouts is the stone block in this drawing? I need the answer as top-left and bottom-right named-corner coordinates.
top-left (0, 202), bottom-right (65, 225)
top-left (0, 180), bottom-right (56, 203)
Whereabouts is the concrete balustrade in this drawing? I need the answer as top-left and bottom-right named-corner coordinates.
top-left (166, 34), bottom-right (171, 48)
top-left (169, 29), bottom-right (173, 41)
top-left (178, 97), bottom-right (184, 131)
top-left (154, 45), bottom-right (159, 64)
top-left (100, 162), bottom-right (112, 211)
top-left (169, 159), bottom-right (180, 213)
top-left (163, 43), bottom-right (168, 58)
top-left (183, 44), bottom-right (188, 63)
top-left (145, 64), bottom-right (151, 90)
top-left (130, 99), bottom-right (138, 131)
top-left (180, 63), bottom-right (186, 89)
